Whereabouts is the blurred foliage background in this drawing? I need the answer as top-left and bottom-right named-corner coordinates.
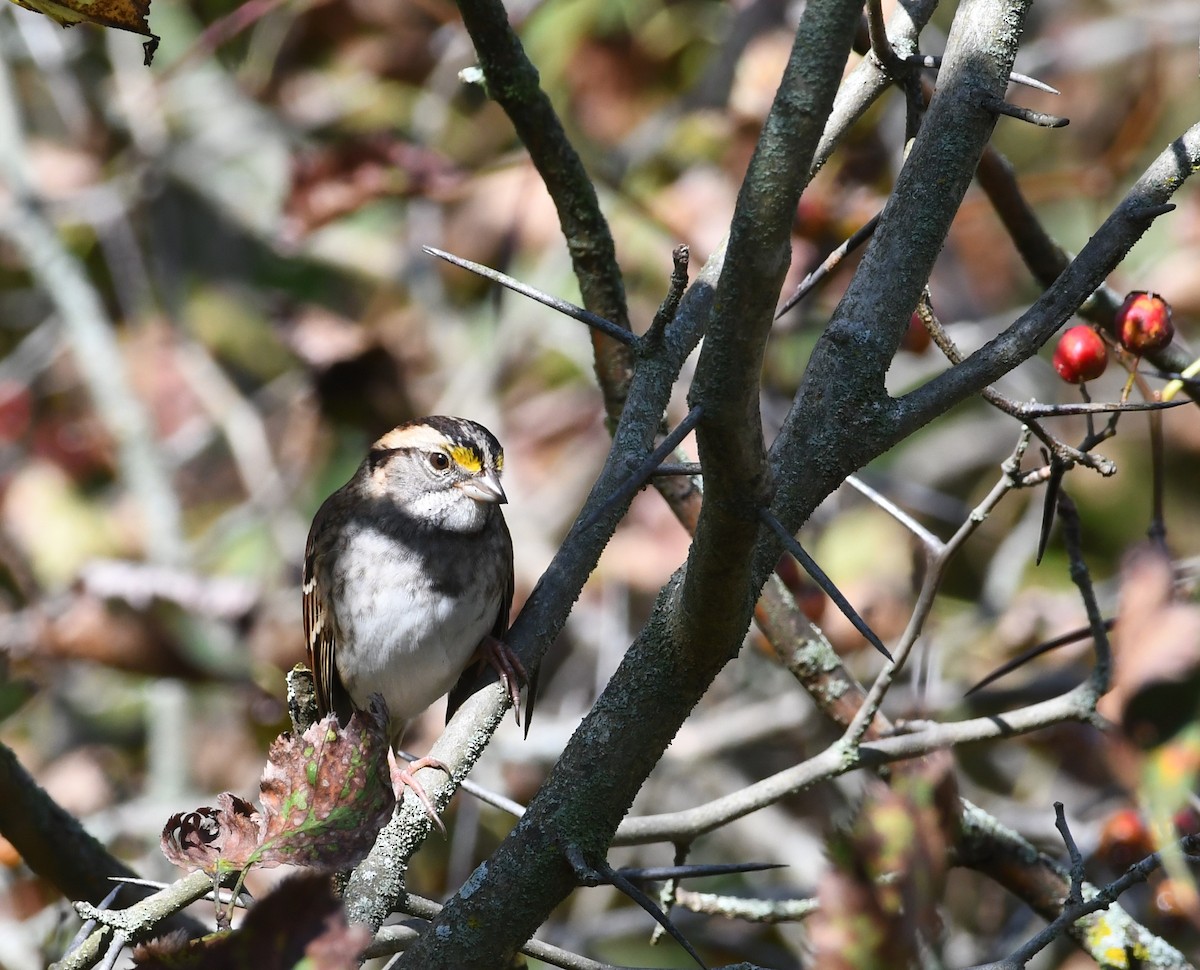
top-left (0, 0), bottom-right (1198, 966)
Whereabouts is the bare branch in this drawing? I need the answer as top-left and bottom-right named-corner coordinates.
top-left (389, 3), bottom-right (865, 964)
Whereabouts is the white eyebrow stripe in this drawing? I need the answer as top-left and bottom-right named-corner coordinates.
top-left (373, 425), bottom-right (453, 452)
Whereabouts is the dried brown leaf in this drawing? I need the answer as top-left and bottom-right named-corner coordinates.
top-left (161, 793), bottom-right (264, 875)
top-left (9, 0), bottom-right (158, 63)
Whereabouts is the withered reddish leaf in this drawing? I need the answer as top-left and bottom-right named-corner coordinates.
top-left (132, 872), bottom-right (369, 969)
top-left (161, 794), bottom-right (261, 874)
top-left (161, 697), bottom-right (394, 875)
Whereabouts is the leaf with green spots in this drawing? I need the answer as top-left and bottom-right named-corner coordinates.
top-left (161, 696), bottom-right (394, 875)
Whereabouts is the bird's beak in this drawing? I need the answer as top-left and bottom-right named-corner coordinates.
top-left (458, 469), bottom-right (507, 504)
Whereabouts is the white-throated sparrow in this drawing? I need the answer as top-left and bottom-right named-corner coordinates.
top-left (303, 416), bottom-right (522, 817)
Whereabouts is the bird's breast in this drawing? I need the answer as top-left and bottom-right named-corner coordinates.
top-left (328, 527), bottom-right (500, 726)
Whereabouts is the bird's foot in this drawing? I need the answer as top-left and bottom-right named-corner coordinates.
top-left (474, 634), bottom-right (528, 726)
top-left (388, 749), bottom-right (453, 835)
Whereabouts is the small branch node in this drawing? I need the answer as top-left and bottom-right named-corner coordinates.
top-left (645, 244), bottom-right (692, 345)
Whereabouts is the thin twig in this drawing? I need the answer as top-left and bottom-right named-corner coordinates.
top-left (673, 887), bottom-right (818, 924)
top-left (964, 618), bottom-right (1116, 696)
top-left (107, 876), bottom-right (252, 908)
top-left (1054, 803), bottom-right (1086, 906)
top-left (397, 749), bottom-right (526, 818)
top-left (841, 430), bottom-right (1033, 749)
top-left (1055, 490), bottom-right (1112, 695)
top-left (1019, 398), bottom-right (1186, 416)
top-left (845, 474), bottom-right (941, 552)
top-left (914, 294), bottom-right (1115, 475)
top-left (614, 679), bottom-right (1102, 846)
top-left (65, 886), bottom-right (122, 955)
top-left (965, 828), bottom-right (1199, 969)
top-left (777, 213), bottom-right (880, 318)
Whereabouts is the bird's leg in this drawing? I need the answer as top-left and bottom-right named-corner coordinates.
top-left (473, 634), bottom-right (527, 725)
top-left (388, 749), bottom-right (452, 835)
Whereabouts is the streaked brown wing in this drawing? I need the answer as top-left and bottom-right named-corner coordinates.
top-left (498, 513), bottom-right (540, 734)
top-left (492, 512), bottom-right (515, 642)
top-left (303, 528), bottom-right (342, 718)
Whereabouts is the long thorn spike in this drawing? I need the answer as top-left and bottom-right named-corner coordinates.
top-left (423, 246), bottom-right (637, 347)
top-left (760, 509), bottom-right (893, 661)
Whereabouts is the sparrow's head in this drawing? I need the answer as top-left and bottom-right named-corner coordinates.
top-left (364, 416), bottom-right (506, 533)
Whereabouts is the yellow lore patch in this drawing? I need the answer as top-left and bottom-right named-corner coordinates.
top-left (449, 445), bottom-right (483, 473)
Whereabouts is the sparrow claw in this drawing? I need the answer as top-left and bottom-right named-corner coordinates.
top-left (388, 750), bottom-right (452, 835)
top-left (476, 634), bottom-right (527, 726)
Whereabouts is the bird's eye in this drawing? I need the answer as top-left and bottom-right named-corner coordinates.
top-left (428, 452), bottom-right (451, 471)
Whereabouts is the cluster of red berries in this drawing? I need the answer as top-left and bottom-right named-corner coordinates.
top-left (1052, 291), bottom-right (1175, 384)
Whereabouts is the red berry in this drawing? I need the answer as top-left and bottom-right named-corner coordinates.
top-left (1053, 325), bottom-right (1108, 384)
top-left (1115, 291), bottom-right (1174, 355)
top-left (1097, 807), bottom-right (1153, 867)
top-left (1173, 807), bottom-right (1200, 837)
top-left (902, 311), bottom-right (932, 354)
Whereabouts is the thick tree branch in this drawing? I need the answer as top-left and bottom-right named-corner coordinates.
top-left (680, 0), bottom-right (866, 680)
top-left (0, 742), bottom-right (205, 955)
top-left (390, 2), bottom-right (863, 965)
top-left (762, 0), bottom-right (1035, 585)
top-left (975, 144), bottom-right (1199, 400)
